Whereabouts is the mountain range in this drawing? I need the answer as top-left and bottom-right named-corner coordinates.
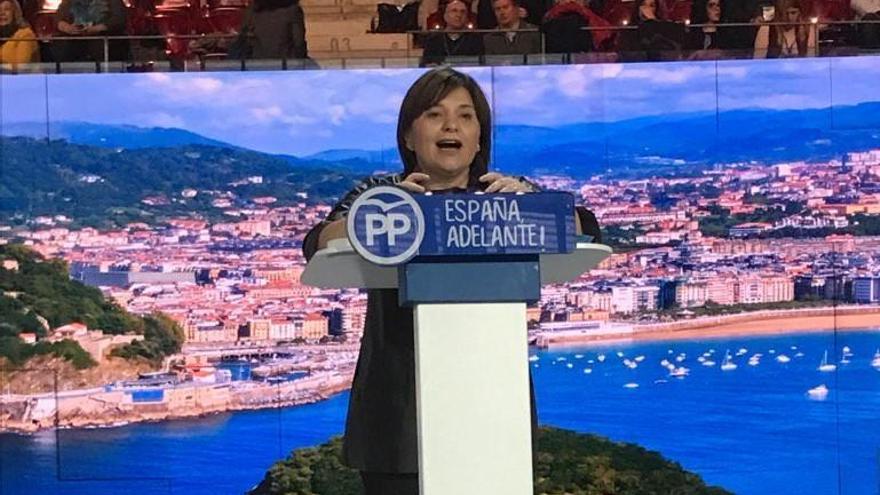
top-left (3, 102), bottom-right (880, 179)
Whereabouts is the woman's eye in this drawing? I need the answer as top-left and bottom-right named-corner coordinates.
top-left (425, 111), bottom-right (442, 118)
top-left (460, 113), bottom-right (475, 120)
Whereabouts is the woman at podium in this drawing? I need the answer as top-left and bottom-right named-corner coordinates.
top-left (302, 66), bottom-right (600, 495)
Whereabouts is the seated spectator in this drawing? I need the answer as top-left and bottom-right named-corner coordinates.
top-left (424, 0), bottom-right (478, 29)
top-left (483, 0), bottom-right (541, 56)
top-left (53, 0), bottom-right (128, 62)
top-left (754, 0), bottom-right (817, 57)
top-left (421, 0), bottom-right (483, 65)
top-left (684, 0), bottom-right (736, 54)
top-left (618, 0), bottom-right (685, 60)
top-left (237, 0), bottom-right (307, 59)
top-left (0, 0), bottom-right (39, 66)
top-left (477, 0), bottom-right (549, 28)
top-left (851, 0), bottom-right (880, 46)
top-left (542, 0), bottom-right (612, 54)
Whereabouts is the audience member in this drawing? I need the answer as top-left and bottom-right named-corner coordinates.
top-left (0, 0), bottom-right (38, 66)
top-left (421, 0), bottom-right (483, 65)
top-left (619, 0), bottom-right (684, 60)
top-left (851, 0), bottom-right (880, 46)
top-left (53, 0), bottom-right (128, 62)
top-left (754, 0), bottom-right (817, 57)
top-left (684, 0), bottom-right (736, 55)
top-left (423, 0), bottom-right (477, 30)
top-left (542, 0), bottom-right (612, 54)
top-left (483, 0), bottom-right (541, 56)
top-left (477, 0), bottom-right (549, 27)
top-left (237, 0), bottom-right (308, 59)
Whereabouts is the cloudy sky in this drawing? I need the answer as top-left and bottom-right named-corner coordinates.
top-left (1, 57), bottom-right (877, 156)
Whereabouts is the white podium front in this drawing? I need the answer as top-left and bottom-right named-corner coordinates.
top-left (303, 239), bottom-right (612, 495)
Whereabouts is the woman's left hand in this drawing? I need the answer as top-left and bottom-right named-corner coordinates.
top-left (479, 173), bottom-right (533, 193)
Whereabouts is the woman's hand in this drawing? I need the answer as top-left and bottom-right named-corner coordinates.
top-left (398, 172), bottom-right (431, 193)
top-left (479, 173), bottom-right (533, 193)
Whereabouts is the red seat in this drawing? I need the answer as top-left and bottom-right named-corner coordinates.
top-left (600, 0), bottom-right (636, 26)
top-left (207, 7), bottom-right (244, 33)
top-left (151, 8), bottom-right (194, 58)
top-left (664, 0), bottom-right (692, 22)
top-left (32, 10), bottom-right (57, 37)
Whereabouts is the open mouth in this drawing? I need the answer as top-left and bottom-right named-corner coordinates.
top-left (436, 139), bottom-right (462, 150)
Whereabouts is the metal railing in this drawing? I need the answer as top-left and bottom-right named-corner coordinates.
top-left (1, 19), bottom-right (879, 73)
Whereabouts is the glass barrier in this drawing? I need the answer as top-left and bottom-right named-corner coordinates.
top-left (1, 19), bottom-right (880, 73)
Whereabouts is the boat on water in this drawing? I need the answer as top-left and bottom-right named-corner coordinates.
top-left (775, 354), bottom-right (791, 364)
top-left (669, 366), bottom-right (690, 378)
top-left (818, 351), bottom-right (837, 372)
top-left (623, 382), bottom-right (639, 389)
top-left (806, 384), bottom-right (829, 400)
top-left (748, 357), bottom-right (760, 366)
top-left (721, 350), bottom-right (737, 371)
top-left (528, 355), bottom-right (539, 362)
top-left (871, 349), bottom-right (880, 369)
top-left (583, 368), bottom-right (592, 374)
top-left (702, 360), bottom-right (716, 367)
top-left (597, 354), bottom-right (606, 362)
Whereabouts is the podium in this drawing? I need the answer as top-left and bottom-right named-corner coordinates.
top-left (302, 187), bottom-right (611, 495)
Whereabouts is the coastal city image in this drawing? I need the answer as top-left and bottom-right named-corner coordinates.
top-left (1, 58), bottom-right (880, 494)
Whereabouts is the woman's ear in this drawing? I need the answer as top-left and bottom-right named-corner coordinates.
top-left (404, 130), bottom-right (414, 151)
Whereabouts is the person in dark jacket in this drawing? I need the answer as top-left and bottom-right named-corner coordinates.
top-left (302, 67), bottom-right (602, 495)
top-left (483, 0), bottom-right (541, 58)
top-left (238, 0), bottom-right (307, 59)
top-left (53, 0), bottom-right (127, 62)
top-left (541, 0), bottom-right (613, 54)
top-left (421, 0), bottom-right (483, 66)
top-left (684, 0), bottom-right (737, 56)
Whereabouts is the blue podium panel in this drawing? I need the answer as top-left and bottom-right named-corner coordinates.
top-left (416, 192), bottom-right (576, 257)
top-left (347, 187), bottom-right (577, 266)
top-left (399, 257), bottom-right (541, 305)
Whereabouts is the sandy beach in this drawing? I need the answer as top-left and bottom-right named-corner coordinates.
top-left (537, 306), bottom-right (880, 348)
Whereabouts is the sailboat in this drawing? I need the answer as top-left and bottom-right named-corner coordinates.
top-left (669, 366), bottom-right (690, 378)
top-left (720, 350), bottom-right (737, 371)
top-left (806, 384), bottom-right (829, 400)
top-left (775, 354), bottom-right (791, 363)
top-left (871, 349), bottom-right (880, 369)
top-left (817, 351), bottom-right (837, 372)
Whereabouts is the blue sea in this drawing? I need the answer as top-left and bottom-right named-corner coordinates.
top-left (1, 330), bottom-right (879, 495)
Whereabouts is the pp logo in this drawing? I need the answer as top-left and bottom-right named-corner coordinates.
top-left (347, 186), bottom-right (425, 265)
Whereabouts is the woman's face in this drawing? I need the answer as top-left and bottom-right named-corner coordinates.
top-left (405, 86), bottom-right (481, 182)
top-left (0, 2), bottom-right (15, 27)
top-left (785, 5), bottom-right (801, 22)
top-left (639, 0), bottom-right (656, 20)
top-left (706, 0), bottom-right (721, 22)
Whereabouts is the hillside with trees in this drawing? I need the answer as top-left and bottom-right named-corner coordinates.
top-left (0, 136), bottom-right (361, 229)
top-left (249, 427), bottom-right (732, 495)
top-left (0, 244), bottom-right (183, 369)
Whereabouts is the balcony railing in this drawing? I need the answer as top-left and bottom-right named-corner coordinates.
top-left (1, 19), bottom-right (879, 73)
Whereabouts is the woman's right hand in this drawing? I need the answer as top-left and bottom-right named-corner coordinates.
top-left (398, 172), bottom-right (431, 193)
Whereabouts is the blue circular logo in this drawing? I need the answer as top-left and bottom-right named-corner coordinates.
top-left (347, 186), bottom-right (425, 266)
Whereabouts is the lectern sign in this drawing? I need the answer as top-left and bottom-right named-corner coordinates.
top-left (347, 186), bottom-right (426, 265)
top-left (348, 186), bottom-right (576, 266)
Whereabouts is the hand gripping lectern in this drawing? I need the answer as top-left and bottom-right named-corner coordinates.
top-left (302, 187), bottom-right (611, 495)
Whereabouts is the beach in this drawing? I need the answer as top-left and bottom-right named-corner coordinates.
top-left (536, 305), bottom-right (880, 348)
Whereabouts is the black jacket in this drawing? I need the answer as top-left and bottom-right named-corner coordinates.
top-left (302, 175), bottom-right (602, 472)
